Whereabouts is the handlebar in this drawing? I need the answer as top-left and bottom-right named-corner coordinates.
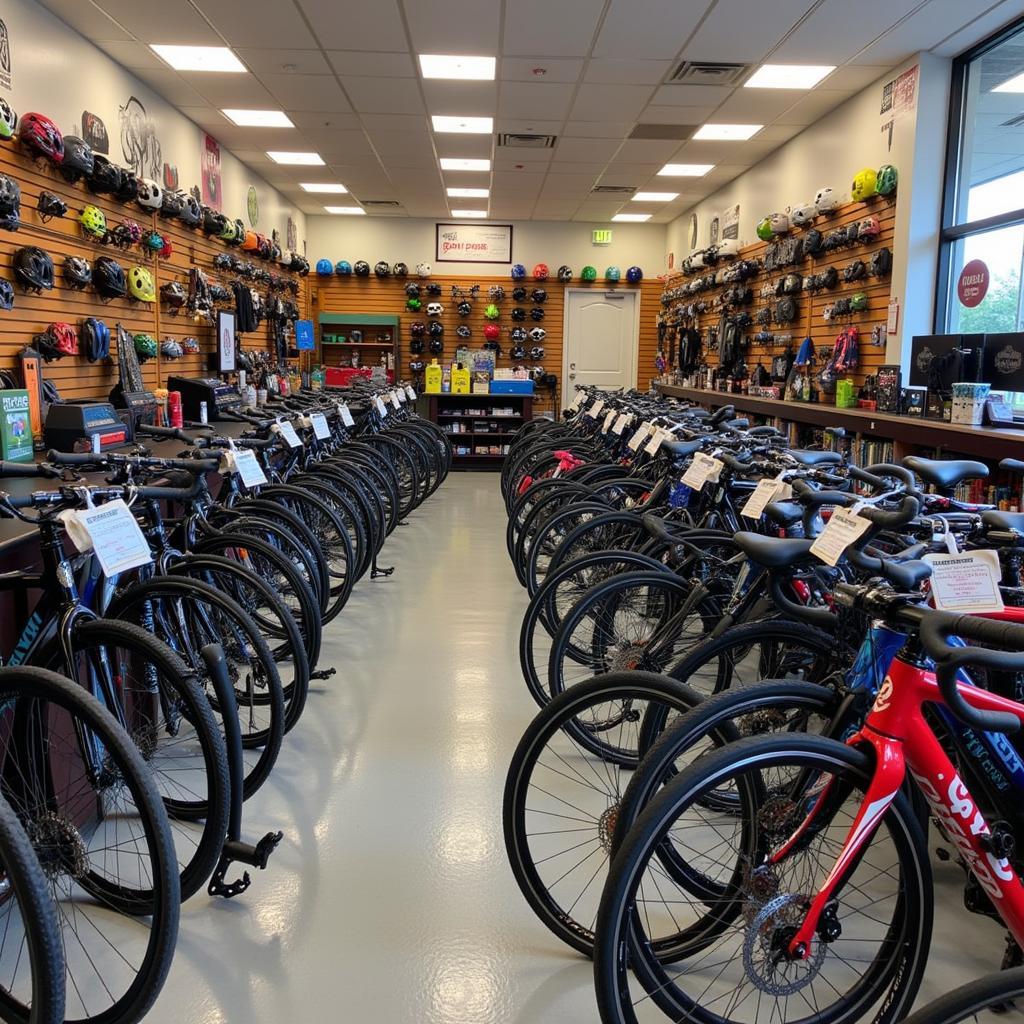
top-left (0, 460), bottom-right (60, 479)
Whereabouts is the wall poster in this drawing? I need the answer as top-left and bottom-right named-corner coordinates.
top-left (201, 133), bottom-right (222, 210)
top-left (721, 204), bottom-right (740, 241)
top-left (436, 222), bottom-right (513, 264)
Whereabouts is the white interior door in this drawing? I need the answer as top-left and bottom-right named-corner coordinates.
top-left (562, 289), bottom-right (639, 408)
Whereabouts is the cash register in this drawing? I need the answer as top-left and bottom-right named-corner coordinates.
top-left (44, 400), bottom-right (129, 451)
top-left (167, 376), bottom-right (242, 421)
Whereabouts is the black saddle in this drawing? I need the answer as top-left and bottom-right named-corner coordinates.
top-left (785, 449), bottom-right (843, 467)
top-left (903, 455), bottom-right (988, 492)
top-left (733, 531), bottom-right (815, 568)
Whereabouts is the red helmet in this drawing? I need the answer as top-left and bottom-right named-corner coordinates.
top-left (484, 323), bottom-right (500, 341)
top-left (532, 263), bottom-right (549, 280)
top-left (51, 322), bottom-right (78, 356)
top-left (19, 113), bottom-right (64, 163)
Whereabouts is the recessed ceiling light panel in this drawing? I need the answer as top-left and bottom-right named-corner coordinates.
top-left (631, 191), bottom-right (678, 202)
top-left (432, 115), bottom-right (493, 134)
top-left (451, 209), bottom-right (488, 218)
top-left (745, 64), bottom-right (835, 89)
top-left (693, 123), bottom-right (762, 141)
top-left (223, 109), bottom-right (293, 127)
top-left (447, 187), bottom-right (489, 198)
top-left (419, 54), bottom-right (496, 80)
top-left (150, 45), bottom-right (245, 72)
top-left (439, 158), bottom-right (491, 171)
top-left (325, 206), bottom-right (365, 215)
top-left (300, 183), bottom-right (347, 193)
top-left (658, 163), bottom-right (714, 176)
top-left (267, 151), bottom-right (324, 165)
top-left (612, 213), bottom-right (651, 222)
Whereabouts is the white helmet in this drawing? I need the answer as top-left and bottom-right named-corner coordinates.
top-left (137, 178), bottom-right (163, 211)
top-left (529, 326), bottom-right (546, 342)
top-left (416, 262), bottom-right (431, 277)
top-left (790, 202), bottom-right (816, 226)
top-left (769, 212), bottom-right (790, 235)
top-left (716, 238), bottom-right (740, 258)
top-left (690, 249), bottom-right (706, 270)
top-left (426, 302), bottom-right (443, 316)
top-left (814, 187), bottom-right (837, 213)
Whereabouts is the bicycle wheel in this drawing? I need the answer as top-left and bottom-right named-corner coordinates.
top-left (900, 967), bottom-right (1024, 1024)
top-left (0, 667), bottom-right (179, 1024)
top-left (594, 733), bottom-right (931, 1024)
top-left (0, 787), bottom-right (64, 1024)
top-left (504, 672), bottom-right (701, 958)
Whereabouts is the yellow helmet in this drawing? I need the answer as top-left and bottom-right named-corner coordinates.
top-left (128, 265), bottom-right (155, 303)
top-left (851, 167), bottom-right (877, 203)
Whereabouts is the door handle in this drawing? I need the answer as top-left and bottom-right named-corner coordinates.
top-left (569, 372), bottom-right (576, 380)
top-left (570, 363), bottom-right (576, 370)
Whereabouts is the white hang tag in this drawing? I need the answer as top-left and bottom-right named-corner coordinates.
top-left (627, 423), bottom-right (652, 451)
top-left (681, 452), bottom-right (724, 491)
top-left (585, 398), bottom-right (605, 418)
top-left (405, 385), bottom-right (417, 401)
top-left (310, 413), bottom-right (331, 440)
top-left (602, 409), bottom-right (617, 433)
top-left (233, 449), bottom-right (268, 488)
top-left (612, 413), bottom-right (631, 436)
top-left (62, 499), bottom-right (153, 576)
top-left (338, 403), bottom-right (355, 427)
top-left (809, 507), bottom-right (871, 567)
top-left (644, 427), bottom-right (669, 455)
top-left (396, 389), bottom-right (407, 404)
top-left (569, 390), bottom-right (587, 411)
top-left (375, 396), bottom-right (388, 416)
top-left (742, 478), bottom-right (790, 520)
top-left (944, 524), bottom-right (959, 555)
top-left (273, 421), bottom-right (302, 448)
top-left (295, 414), bottom-right (312, 429)
top-left (391, 391), bottom-right (402, 409)
top-left (924, 549), bottom-right (1004, 613)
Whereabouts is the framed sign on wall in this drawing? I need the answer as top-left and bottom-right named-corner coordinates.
top-left (436, 222), bottom-right (513, 264)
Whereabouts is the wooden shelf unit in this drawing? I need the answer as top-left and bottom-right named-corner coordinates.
top-left (423, 392), bottom-right (532, 468)
top-left (318, 312), bottom-right (399, 376)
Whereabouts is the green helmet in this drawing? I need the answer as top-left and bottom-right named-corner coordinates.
top-left (220, 218), bottom-right (238, 243)
top-left (133, 332), bottom-right (157, 359)
top-left (850, 291), bottom-right (869, 312)
top-left (581, 265), bottom-right (597, 281)
top-left (407, 297), bottom-right (422, 312)
top-left (876, 164), bottom-right (898, 196)
top-left (484, 303), bottom-right (500, 320)
top-left (756, 216), bottom-right (773, 241)
top-left (80, 204), bottom-right (107, 238)
top-left (604, 266), bottom-right (621, 282)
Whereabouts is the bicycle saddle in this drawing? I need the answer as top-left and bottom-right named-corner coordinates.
top-left (784, 449), bottom-right (843, 467)
top-left (903, 455), bottom-right (988, 492)
top-left (983, 510), bottom-right (1024, 534)
top-left (663, 439), bottom-right (703, 459)
top-left (763, 501), bottom-right (803, 529)
top-left (732, 531), bottom-right (815, 568)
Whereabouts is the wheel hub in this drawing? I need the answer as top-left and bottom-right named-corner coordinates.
top-left (743, 892), bottom-right (825, 995)
top-left (27, 811), bottom-right (90, 881)
top-left (608, 643), bottom-right (647, 672)
top-left (597, 803), bottom-right (620, 853)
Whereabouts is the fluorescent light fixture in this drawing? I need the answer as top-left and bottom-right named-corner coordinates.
top-left (452, 209), bottom-right (487, 218)
top-left (745, 64), bottom-right (835, 89)
top-left (658, 163), bottom-right (714, 177)
top-left (300, 182), bottom-right (347, 193)
top-left (447, 187), bottom-right (489, 198)
top-left (325, 206), bottom-right (365, 215)
top-left (693, 123), bottom-right (762, 141)
top-left (439, 158), bottom-right (491, 171)
top-left (994, 71), bottom-right (1024, 93)
top-left (632, 191), bottom-right (678, 202)
top-left (612, 213), bottom-right (651, 222)
top-left (432, 115), bottom-right (493, 134)
top-left (150, 45), bottom-right (245, 72)
top-left (419, 54), bottom-right (496, 80)
top-left (267, 151), bottom-right (324, 165)
top-left (222, 109), bottom-right (293, 128)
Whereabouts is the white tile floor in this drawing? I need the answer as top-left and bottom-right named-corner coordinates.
top-left (151, 472), bottom-right (1010, 1023)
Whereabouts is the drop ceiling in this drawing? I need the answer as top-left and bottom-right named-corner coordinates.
top-left (40, 0), bottom-right (1024, 222)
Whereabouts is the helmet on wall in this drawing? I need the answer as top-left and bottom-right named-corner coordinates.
top-left (128, 265), bottom-right (156, 302)
top-left (604, 266), bottom-right (621, 282)
top-left (851, 167), bottom-right (878, 202)
top-left (19, 113), bottom-right (64, 163)
top-left (393, 262), bottom-right (408, 277)
top-left (625, 266), bottom-right (643, 283)
top-left (93, 256), bottom-right (126, 299)
top-left (160, 190), bottom-right (185, 219)
top-left (407, 297), bottom-right (422, 311)
top-left (510, 307), bottom-right (525, 321)
top-left (426, 302), bottom-right (444, 316)
top-left (484, 303), bottom-right (500, 320)
top-left (60, 136), bottom-right (94, 183)
top-left (80, 205), bottom-right (107, 239)
top-left (203, 207), bottom-right (227, 235)
top-left (768, 212), bottom-right (789, 235)
top-left (532, 263), bottom-right (548, 280)
top-left (316, 258), bottom-right (334, 276)
top-left (557, 265), bottom-right (572, 282)
top-left (336, 260), bottom-right (353, 275)
top-left (353, 260), bottom-right (370, 276)
top-left (484, 323), bottom-right (500, 342)
top-left (416, 262), bottom-right (431, 277)
top-left (180, 194), bottom-right (202, 227)
top-left (511, 263), bottom-right (526, 280)
top-left (530, 307), bottom-right (545, 321)
top-left (790, 202), bottom-right (816, 226)
top-left (63, 256), bottom-right (92, 290)
top-left (457, 300), bottom-right (472, 316)
top-left (814, 186), bottom-right (838, 213)
top-left (86, 155), bottom-right (121, 195)
top-left (581, 266), bottom-right (598, 282)
top-left (14, 246), bottom-right (54, 292)
top-left (488, 285), bottom-right (505, 302)
top-left (374, 260), bottom-right (390, 277)
top-left (81, 317), bottom-right (110, 361)
top-left (529, 327), bottom-right (546, 343)
top-left (0, 99), bottom-right (17, 141)
top-left (456, 324), bottom-right (471, 339)
top-left (160, 280), bottom-right (186, 310)
top-left (530, 288), bottom-right (547, 304)
top-left (0, 174), bottom-right (20, 230)
top-left (410, 321), bottom-right (426, 338)
top-left (405, 282), bottom-right (421, 298)
top-left (876, 164), bottom-right (898, 196)
top-left (756, 217), bottom-right (773, 241)
top-left (428, 320), bottom-right (444, 338)
top-left (530, 345), bottom-right (545, 360)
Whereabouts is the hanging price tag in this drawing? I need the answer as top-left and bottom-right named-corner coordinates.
top-left (809, 507), bottom-right (871, 566)
top-left (62, 500), bottom-right (153, 576)
top-left (585, 398), bottom-right (605, 418)
top-left (681, 452), bottom-right (724, 491)
top-left (338, 403), bottom-right (355, 427)
top-left (405, 385), bottom-right (417, 401)
top-left (570, 390), bottom-right (587, 411)
top-left (375, 396), bottom-right (388, 416)
top-left (924, 550), bottom-right (1004, 613)
top-left (396, 389), bottom-right (407, 404)
top-left (644, 427), bottom-right (670, 455)
top-left (602, 409), bottom-right (617, 432)
top-left (612, 413), bottom-right (631, 435)
top-left (627, 423), bottom-right (652, 451)
top-left (310, 413), bottom-right (331, 440)
top-left (391, 391), bottom-right (402, 409)
top-left (741, 478), bottom-right (794, 520)
top-left (223, 448), bottom-right (268, 488)
top-left (273, 421), bottom-right (302, 448)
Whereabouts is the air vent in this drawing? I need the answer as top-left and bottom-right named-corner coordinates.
top-left (668, 60), bottom-right (749, 86)
top-left (591, 185), bottom-right (637, 195)
top-left (498, 133), bottom-right (557, 149)
top-left (362, 200), bottom-right (402, 207)
top-left (629, 124), bottom-right (696, 141)
top-left (1000, 113), bottom-right (1024, 127)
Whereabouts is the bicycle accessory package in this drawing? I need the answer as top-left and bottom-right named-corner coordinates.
top-left (336, 260), bottom-right (353, 276)
top-left (0, 98), bottom-right (17, 140)
top-left (557, 265), bottom-right (572, 281)
top-left (851, 167), bottom-right (878, 202)
top-left (79, 204), bottom-right (107, 239)
top-left (426, 302), bottom-right (444, 316)
top-left (14, 246), bottom-right (54, 292)
top-left (581, 265), bottom-right (597, 281)
top-left (353, 260), bottom-right (370, 276)
top-left (876, 163), bottom-right (898, 195)
top-left (63, 256), bottom-right (92, 290)
top-left (92, 256), bottom-right (126, 299)
top-left (814, 186), bottom-right (838, 213)
top-left (416, 262), bottom-right (431, 277)
top-left (316, 258), bottom-right (333, 276)
top-left (19, 112), bottom-right (64, 163)
top-left (374, 261), bottom-right (390, 277)
top-left (605, 266), bottom-right (621, 282)
top-left (0, 174), bottom-right (20, 231)
top-left (81, 317), bottom-right (110, 361)
top-left (511, 263), bottom-right (526, 280)
top-left (484, 303), bottom-right (500, 320)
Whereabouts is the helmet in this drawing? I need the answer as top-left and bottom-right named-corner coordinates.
top-left (510, 343), bottom-right (526, 359)
top-left (0, 173), bottom-right (19, 230)
top-left (180, 194), bottom-right (202, 227)
top-left (529, 327), bottom-right (546, 343)
top-left (292, 253), bottom-right (310, 275)
top-left (511, 263), bottom-right (526, 280)
top-left (530, 345), bottom-right (545, 359)
top-left (225, 217), bottom-right (246, 246)
top-left (316, 258), bottom-right (334, 276)
top-left (406, 297), bottom-right (422, 312)
top-left (529, 288), bottom-right (546, 305)
top-left (219, 218), bottom-right (238, 244)
top-left (49, 322), bottom-right (78, 357)
top-left (426, 302), bottom-right (443, 316)
top-left (756, 217), bottom-right (773, 241)
top-left (93, 256), bottom-right (126, 299)
top-left (114, 168), bottom-right (138, 205)
top-left (416, 262), bottom-right (431, 277)
top-left (181, 336), bottom-right (200, 354)
top-left (13, 246), bottom-right (54, 292)
top-left (80, 204), bottom-right (107, 239)
top-left (142, 229), bottom-right (165, 252)
top-left (410, 321), bottom-right (426, 337)
top-left (59, 136), bottom-right (94, 183)
top-left (336, 260), bottom-right (353, 276)
top-left (456, 324), bottom-right (471, 339)
top-left (108, 219), bottom-right (142, 248)
top-left (0, 279), bottom-right (12, 310)
top-left (428, 321), bottom-right (444, 338)
top-left (393, 262), bottom-right (408, 277)
top-left (604, 266), bottom-right (620, 282)
top-left (876, 164), bottom-right (898, 196)
top-left (857, 215), bottom-right (881, 240)
top-left (850, 291), bottom-right (869, 312)
top-left (457, 300), bottom-right (472, 316)
top-left (581, 265), bottom-right (597, 281)
top-left (790, 202), bottom-right (816, 226)
top-left (532, 263), bottom-right (548, 280)
top-left (128, 265), bottom-right (156, 303)
top-left (354, 260), bottom-right (370, 276)
top-left (410, 334), bottom-right (425, 353)
top-left (160, 190), bottom-right (185, 219)
top-left (626, 266), bottom-right (643, 283)
top-left (484, 303), bottom-right (500, 320)
top-left (203, 207), bottom-right (227, 235)
top-left (484, 323), bottom-right (500, 342)
top-left (63, 256), bottom-right (92, 290)
top-left (557, 265), bottom-right (572, 282)
top-left (240, 230), bottom-right (259, 252)
top-left (86, 155), bottom-right (121, 195)
top-left (530, 307), bottom-right (545, 321)
top-left (426, 282), bottom-right (442, 296)
top-left (160, 338), bottom-right (184, 359)
top-left (851, 167), bottom-right (877, 202)
top-left (133, 333), bottom-right (157, 361)
top-left (510, 326), bottom-right (527, 342)
top-left (19, 113), bottom-right (63, 163)
top-left (81, 317), bottom-right (110, 361)
top-left (510, 307), bottom-right (525, 321)
top-left (509, 287), bottom-right (524, 303)
top-left (769, 212), bottom-right (789, 234)
top-left (814, 187), bottom-right (837, 213)
top-left (429, 337), bottom-right (444, 354)
top-left (405, 282), bottom-right (421, 298)
top-left (374, 260), bottom-right (390, 277)
top-left (409, 359), bottom-right (425, 372)
top-left (160, 280), bottom-right (186, 311)
top-left (0, 98), bottom-right (17, 140)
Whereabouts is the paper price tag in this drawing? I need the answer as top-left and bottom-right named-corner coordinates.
top-left (310, 413), bottom-right (331, 440)
top-left (273, 421), bottom-right (302, 448)
top-left (924, 550), bottom-right (1004, 613)
top-left (337, 403), bottom-right (355, 427)
top-left (809, 507), bottom-right (871, 567)
top-left (405, 385), bottom-right (417, 401)
top-left (602, 409), bottom-right (617, 433)
top-left (627, 424), bottom-right (652, 451)
top-left (62, 499), bottom-right (153, 577)
top-left (227, 448), bottom-right (268, 488)
top-left (569, 390), bottom-right (587, 411)
top-left (391, 391), bottom-right (402, 409)
top-left (741, 478), bottom-right (792, 520)
top-left (396, 389), bottom-right (407, 404)
top-left (612, 413), bottom-right (631, 435)
top-left (374, 396), bottom-right (388, 416)
top-left (644, 427), bottom-right (669, 455)
top-left (681, 452), bottom-right (724, 491)
top-left (585, 398), bottom-right (605, 418)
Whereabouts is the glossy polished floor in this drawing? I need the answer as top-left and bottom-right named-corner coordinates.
top-left (152, 472), bottom-right (1006, 1024)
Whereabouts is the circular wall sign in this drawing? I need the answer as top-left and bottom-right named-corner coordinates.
top-left (247, 185), bottom-right (258, 227)
top-left (957, 259), bottom-right (989, 308)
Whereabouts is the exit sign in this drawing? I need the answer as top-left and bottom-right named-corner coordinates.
top-left (592, 229), bottom-right (613, 245)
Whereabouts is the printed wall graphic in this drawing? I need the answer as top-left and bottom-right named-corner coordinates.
top-left (709, 215), bottom-right (719, 246)
top-left (435, 222), bottom-right (513, 264)
top-left (247, 185), bottom-right (258, 226)
top-left (721, 204), bottom-right (740, 241)
top-left (81, 111), bottom-right (108, 154)
top-left (162, 163), bottom-right (179, 191)
top-left (201, 133), bottom-right (222, 210)
top-left (286, 216), bottom-right (297, 252)
top-left (0, 19), bottom-right (13, 92)
top-left (880, 65), bottom-right (919, 151)
top-left (687, 213), bottom-right (697, 249)
top-left (119, 96), bottom-right (162, 178)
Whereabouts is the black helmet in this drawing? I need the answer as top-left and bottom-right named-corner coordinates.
top-left (428, 320), bottom-right (444, 338)
top-left (530, 307), bottom-right (545, 321)
top-left (530, 345), bottom-right (545, 360)
top-left (0, 173), bottom-right (20, 230)
top-left (37, 191), bottom-right (67, 222)
top-left (405, 282), bottom-right (420, 298)
top-left (393, 262), bottom-right (408, 277)
top-left (510, 343), bottom-right (526, 360)
top-left (63, 255), bottom-right (92, 290)
top-left (160, 280), bottom-right (187, 311)
top-left (510, 307), bottom-right (526, 321)
top-left (374, 260), bottom-right (390, 277)
top-left (510, 326), bottom-right (528, 342)
top-left (409, 359), bottom-right (425, 372)
top-left (353, 260), bottom-right (370, 276)
top-left (13, 246), bottom-right (54, 292)
top-left (512, 286), bottom-right (527, 302)
top-left (410, 321), bottom-right (426, 337)
top-left (557, 265), bottom-right (572, 282)
top-left (60, 136), bottom-right (95, 184)
top-left (426, 282), bottom-right (442, 296)
top-left (203, 207), bottom-right (227, 235)
top-left (158, 191), bottom-right (183, 219)
top-left (115, 168), bottom-right (139, 204)
top-left (409, 336), bottom-right (424, 353)
top-left (0, 279), bottom-right (14, 310)
top-left (457, 300), bottom-right (472, 316)
top-left (179, 194), bottom-right (202, 227)
top-left (93, 256), bottom-right (127, 299)
top-left (456, 324), bottom-right (471, 339)
top-left (531, 288), bottom-right (547, 304)
top-left (86, 155), bottom-right (121, 195)
top-left (429, 336), bottom-right (444, 354)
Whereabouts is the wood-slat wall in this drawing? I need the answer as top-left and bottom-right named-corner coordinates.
top-left (0, 144), bottom-right (307, 402)
top-left (660, 195), bottom-right (896, 393)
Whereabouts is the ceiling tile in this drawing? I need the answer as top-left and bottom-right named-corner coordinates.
top-left (492, 170), bottom-right (547, 186)
top-left (616, 138), bottom-right (685, 162)
top-left (342, 76), bottom-right (426, 114)
top-left (554, 137), bottom-right (621, 162)
top-left (774, 89), bottom-right (852, 125)
top-left (541, 174), bottom-right (598, 194)
top-left (493, 149), bottom-right (554, 167)
top-left (502, 0), bottom-right (604, 56)
top-left (195, 0), bottom-right (317, 48)
top-left (639, 104), bottom-right (718, 124)
top-left (132, 69), bottom-right (211, 108)
top-left (570, 85), bottom-right (655, 121)
top-left (649, 83), bottom-right (734, 107)
top-left (326, 51), bottom-right (417, 78)
top-left (315, 130), bottom-right (377, 157)
top-left (713, 88), bottom-right (803, 121)
top-left (237, 49), bottom-right (331, 75)
top-left (498, 82), bottom-right (575, 120)
top-left (260, 74), bottom-right (353, 112)
top-left (366, 130), bottom-right (432, 155)
top-left (289, 111), bottom-right (362, 132)
top-left (561, 120), bottom-right (633, 139)
top-left (500, 58), bottom-right (585, 83)
top-left (593, 0), bottom-right (708, 59)
top-left (422, 81), bottom-right (499, 117)
top-left (178, 105), bottom-right (225, 127)
top-left (584, 59), bottom-right (673, 85)
top-left (361, 114), bottom-right (431, 133)
top-left (680, 0), bottom-right (817, 63)
top-left (96, 40), bottom-right (168, 70)
top-left (297, 0), bottom-right (407, 50)
top-left (40, 0), bottom-right (133, 40)
top-left (404, 0), bottom-right (501, 52)
top-left (756, 123), bottom-right (806, 143)
top-left (932, 0), bottom-right (1021, 56)
top-left (434, 134), bottom-right (493, 159)
top-left (819, 66), bottom-right (894, 90)
top-left (548, 161), bottom-right (609, 175)
top-left (600, 161), bottom-right (665, 179)
top-left (188, 72), bottom-right (279, 107)
top-left (495, 118), bottom-right (564, 136)
top-left (670, 138), bottom-right (749, 162)
top-left (100, 0), bottom-right (222, 42)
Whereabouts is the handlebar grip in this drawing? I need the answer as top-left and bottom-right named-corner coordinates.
top-left (768, 574), bottom-right (835, 628)
top-left (724, 418), bottom-right (749, 430)
top-left (856, 495), bottom-right (920, 530)
top-left (46, 450), bottom-right (105, 466)
top-left (708, 405), bottom-right (735, 427)
top-left (746, 425), bottom-right (782, 438)
top-left (719, 452), bottom-right (752, 473)
top-left (865, 463), bottom-right (924, 498)
top-left (137, 424), bottom-right (189, 441)
top-left (791, 483), bottom-right (855, 509)
top-left (0, 460), bottom-right (58, 478)
top-left (849, 466), bottom-right (889, 491)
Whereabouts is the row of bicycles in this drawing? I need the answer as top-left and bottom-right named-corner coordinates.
top-left (501, 385), bottom-right (1024, 1024)
top-left (0, 380), bottom-right (449, 1023)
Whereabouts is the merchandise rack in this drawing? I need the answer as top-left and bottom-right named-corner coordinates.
top-left (422, 392), bottom-right (532, 469)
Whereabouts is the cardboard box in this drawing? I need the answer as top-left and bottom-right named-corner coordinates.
top-left (490, 380), bottom-right (534, 395)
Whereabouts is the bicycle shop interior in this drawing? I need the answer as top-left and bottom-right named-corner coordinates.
top-left (0, 0), bottom-right (1023, 1022)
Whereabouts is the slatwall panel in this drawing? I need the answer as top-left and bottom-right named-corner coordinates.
top-left (0, 143), bottom-right (306, 402)
top-left (636, 279), bottom-right (665, 390)
top-left (661, 195), bottom-right (896, 392)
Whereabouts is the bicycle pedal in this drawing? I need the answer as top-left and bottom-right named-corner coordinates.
top-left (311, 667), bottom-right (337, 680)
top-left (207, 854), bottom-right (252, 899)
top-left (371, 565), bottom-right (396, 578)
top-left (252, 830), bottom-right (284, 869)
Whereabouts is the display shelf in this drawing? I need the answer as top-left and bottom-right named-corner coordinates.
top-left (424, 391), bottom-right (532, 469)
top-left (437, 413), bottom-right (524, 420)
